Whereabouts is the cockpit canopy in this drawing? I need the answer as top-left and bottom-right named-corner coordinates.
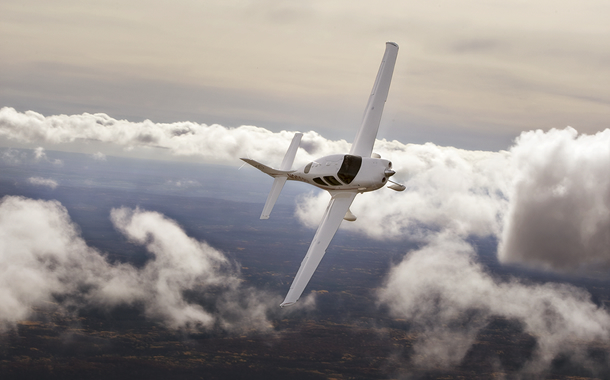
top-left (337, 155), bottom-right (362, 184)
top-left (306, 154), bottom-right (363, 187)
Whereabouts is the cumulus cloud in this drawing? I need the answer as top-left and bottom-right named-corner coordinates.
top-left (294, 127), bottom-right (610, 276)
top-left (499, 127), bottom-right (610, 272)
top-left (378, 233), bottom-right (610, 374)
top-left (33, 146), bottom-right (46, 160)
top-left (296, 142), bottom-right (512, 240)
top-left (0, 196), bottom-right (276, 332)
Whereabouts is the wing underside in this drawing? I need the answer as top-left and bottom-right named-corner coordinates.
top-left (280, 191), bottom-right (358, 307)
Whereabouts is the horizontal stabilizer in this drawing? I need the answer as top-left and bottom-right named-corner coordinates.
top-left (244, 132), bottom-right (303, 219)
top-left (261, 176), bottom-right (287, 219)
top-left (240, 158), bottom-right (295, 177)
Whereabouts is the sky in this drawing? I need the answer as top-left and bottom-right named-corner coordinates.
top-left (1, 0), bottom-right (610, 375)
top-left (1, 0), bottom-right (609, 151)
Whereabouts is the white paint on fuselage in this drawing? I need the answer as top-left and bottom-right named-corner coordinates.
top-left (286, 154), bottom-right (392, 193)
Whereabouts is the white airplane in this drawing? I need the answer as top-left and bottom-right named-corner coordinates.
top-left (241, 42), bottom-right (404, 308)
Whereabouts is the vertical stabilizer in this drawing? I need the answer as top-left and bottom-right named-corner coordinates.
top-left (260, 132), bottom-right (303, 219)
top-left (281, 133), bottom-right (303, 170)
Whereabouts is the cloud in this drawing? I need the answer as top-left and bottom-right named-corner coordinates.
top-left (0, 107), bottom-right (347, 167)
top-left (0, 196), bottom-right (276, 332)
top-left (32, 146), bottom-right (63, 166)
top-left (1, 147), bottom-right (59, 166)
top-left (499, 127), bottom-right (610, 272)
top-left (293, 128), bottom-right (610, 277)
top-left (33, 146), bottom-right (46, 160)
top-left (92, 151), bottom-right (106, 161)
top-left (1, 148), bottom-right (29, 165)
top-left (296, 141), bottom-right (512, 240)
top-left (27, 176), bottom-right (58, 189)
top-left (378, 233), bottom-right (610, 374)
top-left (166, 179), bottom-right (200, 188)
top-left (3, 107), bottom-right (609, 275)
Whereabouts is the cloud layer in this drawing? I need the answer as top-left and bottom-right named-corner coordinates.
top-left (0, 107), bottom-right (347, 166)
top-left (2, 107), bottom-right (609, 273)
top-left (0, 196), bottom-right (275, 332)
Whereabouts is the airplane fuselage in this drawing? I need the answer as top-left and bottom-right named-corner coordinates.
top-left (286, 154), bottom-right (393, 193)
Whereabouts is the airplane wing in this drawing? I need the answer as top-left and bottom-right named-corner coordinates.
top-left (280, 191), bottom-right (358, 307)
top-left (349, 42), bottom-right (399, 158)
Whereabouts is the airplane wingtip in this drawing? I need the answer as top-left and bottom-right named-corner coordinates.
top-left (387, 41), bottom-right (399, 48)
top-left (279, 301), bottom-right (296, 308)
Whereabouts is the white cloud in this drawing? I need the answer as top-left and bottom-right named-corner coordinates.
top-left (92, 151), bottom-right (106, 161)
top-left (33, 146), bottom-right (46, 160)
top-left (1, 147), bottom-right (60, 166)
top-left (296, 141), bottom-right (512, 240)
top-left (498, 127), bottom-right (610, 272)
top-left (0, 107), bottom-right (346, 167)
top-left (166, 179), bottom-right (200, 188)
top-left (378, 233), bottom-right (610, 374)
top-left (27, 176), bottom-right (58, 189)
top-left (3, 107), bottom-right (609, 275)
top-left (1, 148), bottom-right (28, 165)
top-left (31, 146), bottom-right (63, 166)
top-left (293, 127), bottom-right (610, 277)
top-left (0, 196), bottom-right (276, 332)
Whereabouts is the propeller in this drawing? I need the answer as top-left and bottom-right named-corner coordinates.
top-left (375, 154), bottom-right (405, 191)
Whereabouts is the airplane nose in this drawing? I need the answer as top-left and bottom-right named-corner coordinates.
top-left (384, 169), bottom-right (395, 177)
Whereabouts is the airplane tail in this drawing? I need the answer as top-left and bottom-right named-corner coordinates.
top-left (240, 132), bottom-right (303, 219)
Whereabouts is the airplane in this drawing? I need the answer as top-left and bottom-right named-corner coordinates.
top-left (241, 42), bottom-right (405, 308)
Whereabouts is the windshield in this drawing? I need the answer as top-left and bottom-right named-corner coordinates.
top-left (337, 155), bottom-right (362, 184)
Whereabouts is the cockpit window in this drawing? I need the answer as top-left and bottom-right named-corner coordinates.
top-left (337, 155), bottom-right (362, 184)
top-left (313, 177), bottom-right (327, 186)
top-left (323, 176), bottom-right (342, 186)
top-left (304, 162), bottom-right (313, 174)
